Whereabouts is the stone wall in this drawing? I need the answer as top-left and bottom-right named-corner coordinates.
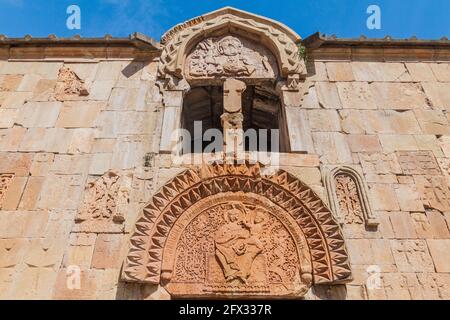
top-left (0, 53), bottom-right (449, 299)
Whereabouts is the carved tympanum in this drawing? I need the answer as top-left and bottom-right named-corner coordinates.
top-left (186, 36), bottom-right (277, 79)
top-left (74, 171), bottom-right (130, 233)
top-left (123, 163), bottom-right (352, 298)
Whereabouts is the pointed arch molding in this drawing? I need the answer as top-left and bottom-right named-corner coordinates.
top-left (122, 163), bottom-right (352, 288)
top-left (158, 7), bottom-right (307, 81)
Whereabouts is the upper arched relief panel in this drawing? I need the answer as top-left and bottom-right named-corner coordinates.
top-left (158, 7), bottom-right (306, 86)
top-left (185, 35), bottom-right (279, 84)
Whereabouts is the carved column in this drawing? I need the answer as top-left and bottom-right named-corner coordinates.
top-left (221, 78), bottom-right (246, 160)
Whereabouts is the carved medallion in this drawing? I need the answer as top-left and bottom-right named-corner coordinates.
top-left (185, 36), bottom-right (278, 80)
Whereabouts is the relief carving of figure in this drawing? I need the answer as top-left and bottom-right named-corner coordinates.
top-left (187, 36), bottom-right (275, 79)
top-left (214, 206), bottom-right (266, 284)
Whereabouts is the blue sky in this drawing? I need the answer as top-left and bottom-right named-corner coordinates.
top-left (0, 0), bottom-right (448, 40)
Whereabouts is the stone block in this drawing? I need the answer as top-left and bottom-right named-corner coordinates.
top-left (414, 109), bottom-right (450, 135)
top-left (0, 239), bottom-right (30, 268)
top-left (0, 127), bottom-right (26, 152)
top-left (388, 212), bottom-right (418, 239)
top-left (0, 109), bottom-right (18, 129)
top-left (0, 92), bottom-right (31, 109)
top-left (31, 79), bottom-right (56, 101)
top-left (89, 80), bottom-right (115, 100)
top-left (379, 134), bottom-right (419, 153)
top-left (405, 63), bottom-right (436, 82)
top-left (315, 82), bottom-right (342, 109)
top-left (95, 61), bottom-right (124, 81)
top-left (16, 74), bottom-right (41, 92)
top-left (421, 82), bottom-right (450, 109)
top-left (325, 62), bottom-right (354, 81)
top-left (68, 128), bottom-right (95, 154)
top-left (89, 153), bottom-right (112, 175)
top-left (30, 153), bottom-right (55, 177)
top-left (56, 101), bottom-right (104, 128)
top-left (91, 234), bottom-right (124, 270)
top-left (352, 62), bottom-right (412, 82)
top-left (391, 240), bottom-right (434, 272)
top-left (427, 239), bottom-right (450, 272)
top-left (429, 63), bottom-right (450, 82)
top-left (16, 101), bottom-right (62, 128)
top-left (312, 132), bottom-right (352, 164)
top-left (0, 74), bottom-right (23, 91)
top-left (25, 238), bottom-right (67, 268)
top-left (347, 135), bottom-right (381, 152)
top-left (307, 109), bottom-right (341, 132)
top-left (438, 136), bottom-right (450, 158)
top-left (0, 176), bottom-right (27, 210)
top-left (337, 82), bottom-right (376, 109)
top-left (18, 176), bottom-right (45, 210)
top-left (369, 184), bottom-right (400, 211)
top-left (394, 185), bottom-right (425, 212)
top-left (0, 211), bottom-right (49, 238)
top-left (0, 152), bottom-right (33, 176)
top-left (370, 83), bottom-right (429, 110)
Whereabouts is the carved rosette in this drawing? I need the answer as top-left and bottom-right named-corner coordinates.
top-left (123, 163), bottom-right (352, 298)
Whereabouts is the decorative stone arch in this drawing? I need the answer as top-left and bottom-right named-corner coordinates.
top-left (158, 6), bottom-right (307, 83)
top-left (122, 163), bottom-right (352, 298)
top-left (157, 7), bottom-right (314, 155)
top-left (323, 165), bottom-right (380, 228)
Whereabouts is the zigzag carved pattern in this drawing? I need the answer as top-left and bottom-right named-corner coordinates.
top-left (122, 163), bottom-right (351, 285)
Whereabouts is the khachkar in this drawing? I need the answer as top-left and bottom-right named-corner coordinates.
top-left (122, 163), bottom-right (352, 298)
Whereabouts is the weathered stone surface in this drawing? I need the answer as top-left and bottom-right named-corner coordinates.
top-left (315, 82), bottom-right (342, 109)
top-left (391, 240), bottom-right (435, 272)
top-left (56, 101), bottom-right (103, 128)
top-left (16, 101), bottom-right (62, 128)
top-left (326, 62), bottom-right (354, 81)
top-left (406, 63), bottom-right (436, 82)
top-left (370, 83), bottom-right (429, 110)
top-left (347, 135), bottom-right (381, 152)
top-left (429, 63), bottom-right (450, 82)
top-left (369, 184), bottom-right (400, 211)
top-left (337, 82), bottom-right (376, 109)
top-left (308, 109), bottom-right (341, 132)
top-left (352, 62), bottom-right (412, 82)
top-left (427, 240), bottom-right (450, 272)
top-left (312, 132), bottom-right (352, 164)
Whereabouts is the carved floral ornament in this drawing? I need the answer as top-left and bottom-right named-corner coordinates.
top-left (323, 165), bottom-right (379, 228)
top-left (122, 163), bottom-right (352, 298)
top-left (158, 7), bottom-right (307, 86)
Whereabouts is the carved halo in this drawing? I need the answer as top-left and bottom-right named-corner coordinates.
top-left (122, 162), bottom-right (352, 293)
top-left (158, 7), bottom-right (307, 81)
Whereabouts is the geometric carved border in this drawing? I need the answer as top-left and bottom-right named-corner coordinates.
top-left (323, 165), bottom-right (379, 228)
top-left (122, 162), bottom-right (352, 285)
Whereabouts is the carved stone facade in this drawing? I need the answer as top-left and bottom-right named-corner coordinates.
top-left (123, 163), bottom-right (352, 298)
top-left (0, 6), bottom-right (449, 300)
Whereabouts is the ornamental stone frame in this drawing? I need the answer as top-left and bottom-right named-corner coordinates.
top-left (157, 7), bottom-right (313, 155)
top-left (322, 165), bottom-right (380, 228)
top-left (122, 163), bottom-right (352, 298)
